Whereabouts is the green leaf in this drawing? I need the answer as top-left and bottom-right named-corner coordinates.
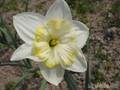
top-left (26, 59), bottom-right (32, 68)
top-left (0, 27), bottom-right (11, 40)
top-left (28, 68), bottom-right (39, 72)
top-left (10, 72), bottom-right (31, 90)
top-left (1, 29), bottom-right (8, 43)
top-left (23, 59), bottom-right (32, 68)
top-left (0, 43), bottom-right (9, 47)
top-left (64, 70), bottom-right (79, 90)
top-left (40, 79), bottom-right (47, 90)
top-left (0, 62), bottom-right (30, 68)
top-left (0, 30), bottom-right (10, 47)
top-left (0, 12), bottom-right (13, 42)
top-left (13, 31), bottom-right (18, 48)
top-left (25, 0), bottom-right (29, 12)
top-left (59, 83), bottom-right (64, 90)
top-left (0, 12), bottom-right (17, 48)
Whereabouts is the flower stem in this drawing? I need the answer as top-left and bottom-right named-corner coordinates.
top-left (59, 83), bottom-right (64, 90)
top-left (40, 79), bottom-right (47, 90)
top-left (64, 70), bottom-right (79, 90)
top-left (85, 37), bottom-right (90, 90)
top-left (25, 0), bottom-right (29, 12)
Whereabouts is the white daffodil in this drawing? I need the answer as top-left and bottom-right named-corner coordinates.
top-left (11, 0), bottom-right (89, 85)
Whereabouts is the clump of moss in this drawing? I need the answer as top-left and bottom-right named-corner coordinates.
top-left (108, 0), bottom-right (120, 28)
top-left (91, 68), bottom-right (107, 83)
top-left (1, 0), bottom-right (18, 12)
top-left (36, 1), bottom-right (46, 11)
top-left (5, 82), bottom-right (15, 90)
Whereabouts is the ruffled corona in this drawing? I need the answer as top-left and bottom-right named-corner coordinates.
top-left (33, 19), bottom-right (78, 68)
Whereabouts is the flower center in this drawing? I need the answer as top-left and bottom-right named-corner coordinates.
top-left (49, 39), bottom-right (59, 46)
top-left (33, 19), bottom-right (78, 68)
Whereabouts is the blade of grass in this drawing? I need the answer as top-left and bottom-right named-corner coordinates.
top-left (0, 36), bottom-right (10, 47)
top-left (25, 0), bottom-right (29, 12)
top-left (0, 12), bottom-right (13, 42)
top-left (0, 12), bottom-right (17, 48)
top-left (0, 27), bottom-right (10, 47)
top-left (1, 30), bottom-right (8, 43)
top-left (40, 79), bottom-right (47, 90)
top-left (0, 62), bottom-right (30, 68)
top-left (14, 31), bottom-right (18, 47)
top-left (0, 27), bottom-right (12, 40)
top-left (64, 70), bottom-right (79, 90)
top-left (26, 59), bottom-right (32, 68)
top-left (23, 59), bottom-right (32, 68)
top-left (0, 43), bottom-right (9, 47)
top-left (10, 72), bottom-right (31, 90)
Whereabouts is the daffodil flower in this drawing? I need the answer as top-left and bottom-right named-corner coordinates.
top-left (11, 0), bottom-right (89, 85)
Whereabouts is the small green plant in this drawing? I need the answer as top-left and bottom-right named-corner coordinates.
top-left (103, 61), bottom-right (117, 70)
top-left (108, 0), bottom-right (120, 28)
top-left (80, 18), bottom-right (88, 24)
top-left (36, 1), bottom-right (46, 11)
top-left (76, 0), bottom-right (98, 14)
top-left (66, 0), bottom-right (77, 8)
top-left (3, 5), bottom-right (18, 11)
top-left (0, 1), bottom-right (5, 8)
top-left (5, 82), bottom-right (15, 90)
top-left (91, 68), bottom-right (107, 83)
top-left (36, 2), bottom-right (46, 9)
top-left (76, 4), bottom-right (87, 14)
top-left (87, 25), bottom-right (94, 29)
top-left (1, 0), bottom-right (18, 12)
top-left (94, 47), bottom-right (110, 62)
top-left (112, 72), bottom-right (120, 82)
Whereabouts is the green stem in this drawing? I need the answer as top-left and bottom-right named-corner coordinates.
top-left (0, 62), bottom-right (30, 69)
top-left (23, 59), bottom-right (32, 68)
top-left (26, 59), bottom-right (32, 68)
top-left (11, 72), bottom-right (31, 90)
top-left (25, 0), bottom-right (29, 12)
top-left (28, 68), bottom-right (39, 72)
top-left (64, 70), bottom-right (79, 90)
top-left (85, 37), bottom-right (90, 90)
top-left (40, 79), bottom-right (47, 90)
top-left (23, 59), bottom-right (30, 67)
top-left (59, 83), bottom-right (64, 90)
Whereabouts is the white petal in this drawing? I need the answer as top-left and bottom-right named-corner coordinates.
top-left (56, 44), bottom-right (77, 65)
top-left (72, 20), bottom-right (89, 31)
top-left (10, 42), bottom-right (33, 61)
top-left (39, 63), bottom-right (64, 85)
top-left (44, 0), bottom-right (72, 24)
top-left (11, 42), bottom-right (47, 62)
top-left (13, 12), bottom-right (44, 42)
top-left (72, 20), bottom-right (89, 48)
top-left (61, 49), bottom-right (87, 72)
